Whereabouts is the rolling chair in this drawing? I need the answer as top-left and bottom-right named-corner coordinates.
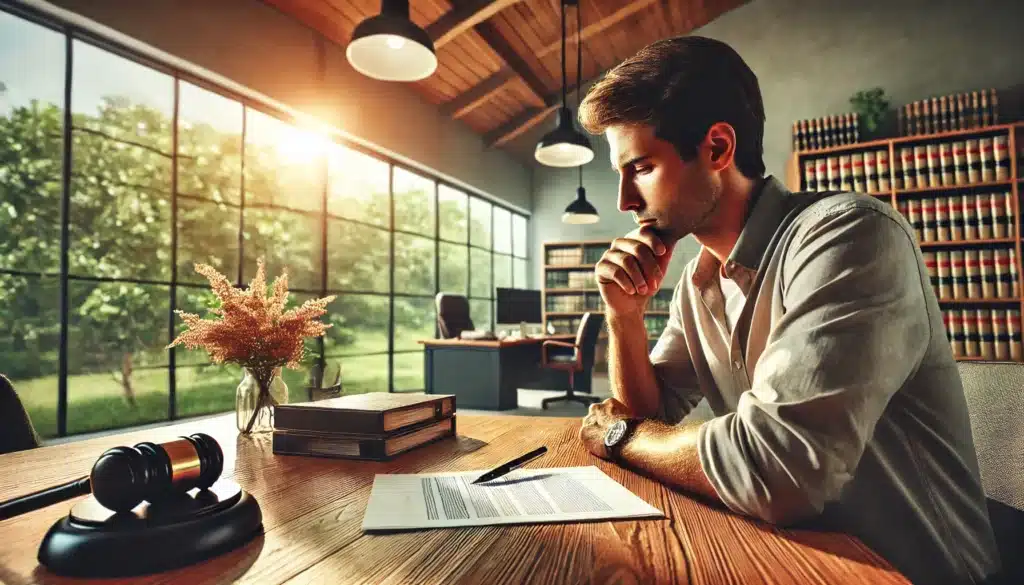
top-left (436, 293), bottom-right (474, 339)
top-left (956, 360), bottom-right (1024, 585)
top-left (540, 312), bottom-right (604, 409)
top-left (0, 373), bottom-right (40, 455)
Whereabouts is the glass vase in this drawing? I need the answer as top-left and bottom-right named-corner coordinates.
top-left (236, 367), bottom-right (288, 434)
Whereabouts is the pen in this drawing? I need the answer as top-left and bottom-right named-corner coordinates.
top-left (471, 446), bottom-right (548, 485)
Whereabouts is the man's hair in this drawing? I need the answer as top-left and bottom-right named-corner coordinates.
top-left (579, 36), bottom-right (765, 179)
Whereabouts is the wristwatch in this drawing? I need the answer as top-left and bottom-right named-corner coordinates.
top-left (603, 419), bottom-right (637, 460)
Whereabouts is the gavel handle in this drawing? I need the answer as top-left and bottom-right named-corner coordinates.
top-left (0, 477), bottom-right (90, 521)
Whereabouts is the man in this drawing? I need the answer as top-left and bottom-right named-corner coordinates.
top-left (576, 36), bottom-right (999, 585)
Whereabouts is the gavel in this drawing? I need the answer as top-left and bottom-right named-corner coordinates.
top-left (0, 433), bottom-right (223, 520)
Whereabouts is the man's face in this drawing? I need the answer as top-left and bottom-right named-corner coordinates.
top-left (607, 124), bottom-right (721, 245)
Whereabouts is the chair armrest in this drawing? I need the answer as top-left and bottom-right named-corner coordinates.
top-left (542, 340), bottom-right (579, 364)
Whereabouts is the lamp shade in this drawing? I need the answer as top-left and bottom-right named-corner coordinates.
top-left (562, 186), bottom-right (600, 224)
top-left (346, 0), bottom-right (437, 82)
top-left (535, 106), bottom-right (595, 167)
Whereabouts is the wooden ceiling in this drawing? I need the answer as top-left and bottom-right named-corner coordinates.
top-left (261, 0), bottom-right (748, 153)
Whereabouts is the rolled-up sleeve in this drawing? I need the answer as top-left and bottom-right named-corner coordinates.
top-left (698, 203), bottom-right (930, 525)
top-left (650, 279), bottom-right (704, 424)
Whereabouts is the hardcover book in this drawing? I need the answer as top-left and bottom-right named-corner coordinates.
top-left (274, 393), bottom-right (456, 435)
top-left (272, 416), bottom-right (457, 461)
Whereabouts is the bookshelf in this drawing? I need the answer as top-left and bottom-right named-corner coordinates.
top-left (787, 121), bottom-right (1024, 361)
top-left (543, 240), bottom-right (673, 370)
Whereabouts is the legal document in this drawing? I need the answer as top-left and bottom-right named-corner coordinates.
top-left (361, 466), bottom-right (664, 531)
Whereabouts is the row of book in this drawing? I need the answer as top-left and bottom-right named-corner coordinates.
top-left (923, 249), bottom-right (1020, 300)
top-left (792, 113), bottom-right (860, 152)
top-left (272, 393), bottom-right (457, 461)
top-left (801, 134), bottom-right (1012, 193)
top-left (547, 293), bottom-right (604, 313)
top-left (942, 309), bottom-right (1022, 361)
top-left (899, 90), bottom-right (999, 136)
top-left (546, 317), bottom-right (583, 335)
top-left (896, 192), bottom-right (1015, 243)
top-left (644, 315), bottom-right (669, 338)
top-left (546, 247), bottom-right (585, 266)
top-left (545, 270), bottom-right (597, 290)
top-left (893, 137), bottom-right (1011, 189)
top-left (648, 290), bottom-right (673, 312)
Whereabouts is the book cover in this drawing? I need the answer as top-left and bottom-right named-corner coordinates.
top-left (948, 196), bottom-right (964, 241)
top-left (939, 142), bottom-right (953, 186)
top-left (272, 416), bottom-right (457, 461)
top-left (994, 135), bottom-right (1009, 181)
top-left (274, 392), bottom-right (456, 435)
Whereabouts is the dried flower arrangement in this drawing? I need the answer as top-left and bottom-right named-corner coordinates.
top-left (168, 258), bottom-right (335, 433)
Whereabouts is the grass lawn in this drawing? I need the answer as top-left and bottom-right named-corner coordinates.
top-left (13, 328), bottom-right (429, 439)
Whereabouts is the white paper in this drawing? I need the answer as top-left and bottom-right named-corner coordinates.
top-left (361, 465), bottom-right (664, 531)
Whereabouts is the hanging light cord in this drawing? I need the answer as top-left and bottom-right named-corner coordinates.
top-left (576, 0), bottom-right (583, 187)
top-left (560, 0), bottom-right (568, 109)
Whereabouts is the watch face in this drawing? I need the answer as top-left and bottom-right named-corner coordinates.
top-left (604, 419), bottom-right (628, 448)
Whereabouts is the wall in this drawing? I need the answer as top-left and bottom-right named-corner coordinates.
top-left (525, 0), bottom-right (1024, 287)
top-left (31, 0), bottom-right (533, 213)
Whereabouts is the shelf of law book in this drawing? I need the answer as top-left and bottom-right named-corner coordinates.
top-left (942, 308), bottom-right (1022, 361)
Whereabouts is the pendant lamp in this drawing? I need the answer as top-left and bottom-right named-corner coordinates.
top-left (535, 0), bottom-right (594, 167)
top-left (347, 0), bottom-right (437, 82)
top-left (560, 0), bottom-right (598, 224)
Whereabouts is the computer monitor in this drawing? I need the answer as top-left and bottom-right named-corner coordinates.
top-left (496, 288), bottom-right (542, 325)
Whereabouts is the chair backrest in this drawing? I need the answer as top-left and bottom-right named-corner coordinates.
top-left (956, 360), bottom-right (1024, 583)
top-left (436, 293), bottom-right (474, 339)
top-left (0, 374), bottom-right (40, 454)
top-left (574, 313), bottom-right (605, 370)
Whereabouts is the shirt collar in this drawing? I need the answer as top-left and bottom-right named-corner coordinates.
top-left (691, 175), bottom-right (791, 293)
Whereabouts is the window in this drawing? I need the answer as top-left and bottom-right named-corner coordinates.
top-left (0, 7), bottom-right (530, 436)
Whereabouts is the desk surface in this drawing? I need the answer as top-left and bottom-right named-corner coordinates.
top-left (0, 414), bottom-right (910, 585)
top-left (419, 334), bottom-right (575, 348)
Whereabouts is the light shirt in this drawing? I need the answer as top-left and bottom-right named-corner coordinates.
top-left (648, 177), bottom-right (999, 585)
top-left (718, 272), bottom-right (745, 335)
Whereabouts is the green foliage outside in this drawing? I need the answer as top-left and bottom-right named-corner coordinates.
top-left (1, 89), bottom-right (516, 438)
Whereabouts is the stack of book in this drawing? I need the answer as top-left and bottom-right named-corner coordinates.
top-left (272, 393), bottom-right (456, 461)
top-left (899, 90), bottom-right (999, 136)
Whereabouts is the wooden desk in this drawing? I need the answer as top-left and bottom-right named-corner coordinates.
top-left (0, 414), bottom-right (910, 585)
top-left (419, 335), bottom-right (583, 409)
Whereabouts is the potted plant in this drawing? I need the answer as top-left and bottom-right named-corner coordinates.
top-left (850, 87), bottom-right (891, 139)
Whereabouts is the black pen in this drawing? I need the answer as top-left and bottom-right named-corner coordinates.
top-left (471, 446), bottom-right (548, 485)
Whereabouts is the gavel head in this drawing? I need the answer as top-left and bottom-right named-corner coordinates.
top-left (89, 433), bottom-right (224, 513)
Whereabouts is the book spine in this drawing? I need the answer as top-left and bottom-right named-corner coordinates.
top-left (965, 249), bottom-right (980, 299)
top-left (900, 147), bottom-right (915, 190)
top-left (939, 95), bottom-right (950, 132)
top-left (852, 113), bottom-right (860, 143)
top-left (898, 105), bottom-right (905, 136)
top-left (952, 310), bottom-right (965, 357)
top-left (980, 90), bottom-right (991, 126)
top-left (825, 116), bottom-right (835, 147)
top-left (979, 309), bottom-right (994, 359)
top-left (939, 142), bottom-right (953, 186)
top-left (922, 99), bottom-right (933, 134)
top-left (943, 310), bottom-right (953, 355)
top-left (908, 198), bottom-right (923, 242)
top-left (839, 154), bottom-right (852, 191)
top-left (1011, 249), bottom-right (1020, 297)
top-left (921, 198), bottom-right (936, 242)
top-left (992, 192), bottom-right (1007, 239)
top-left (924, 251), bottom-right (938, 292)
top-left (793, 121), bottom-right (802, 151)
top-left (977, 194), bottom-right (993, 239)
top-left (803, 159), bottom-right (816, 191)
top-left (951, 250), bottom-right (966, 299)
top-left (876, 149), bottom-right (891, 192)
top-left (926, 143), bottom-right (940, 188)
top-left (914, 146), bottom-right (928, 189)
top-left (955, 93), bottom-right (966, 130)
top-left (815, 158), bottom-right (828, 192)
top-left (949, 196), bottom-right (963, 241)
top-left (852, 152), bottom-right (866, 193)
top-left (994, 134), bottom-right (1010, 181)
top-left (981, 248), bottom-right (996, 298)
top-left (1005, 191), bottom-right (1015, 237)
top-left (952, 141), bottom-right (967, 186)
top-left (963, 195), bottom-right (978, 240)
top-left (898, 200), bottom-right (910, 229)
top-left (865, 150), bottom-right (879, 193)
top-left (1010, 310), bottom-right (1022, 361)
top-left (964, 309), bottom-right (979, 357)
top-left (966, 138), bottom-right (980, 183)
top-left (970, 91), bottom-right (980, 128)
top-left (937, 250), bottom-right (951, 299)
top-left (995, 248), bottom-right (1010, 298)
top-left (935, 196), bottom-right (950, 242)
top-left (979, 137), bottom-right (994, 182)
top-left (990, 89), bottom-right (999, 124)
top-left (994, 309), bottom-right (1009, 361)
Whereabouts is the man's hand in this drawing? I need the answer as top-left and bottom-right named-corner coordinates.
top-left (595, 226), bottom-right (674, 320)
top-left (579, 398), bottom-right (636, 460)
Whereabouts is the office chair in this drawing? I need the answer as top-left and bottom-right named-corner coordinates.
top-left (436, 293), bottom-right (474, 339)
top-left (0, 373), bottom-right (41, 455)
top-left (540, 312), bottom-right (604, 409)
top-left (957, 360), bottom-right (1024, 585)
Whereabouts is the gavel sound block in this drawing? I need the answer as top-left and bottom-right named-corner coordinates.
top-left (0, 433), bottom-right (263, 578)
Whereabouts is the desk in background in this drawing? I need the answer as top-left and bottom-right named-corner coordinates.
top-left (419, 334), bottom-right (585, 410)
top-left (0, 414), bottom-right (910, 584)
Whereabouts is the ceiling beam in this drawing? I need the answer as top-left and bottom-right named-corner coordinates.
top-left (472, 19), bottom-right (549, 102)
top-left (484, 75), bottom-right (589, 148)
top-left (427, 0), bottom-right (522, 49)
top-left (441, 0), bottom-right (658, 120)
